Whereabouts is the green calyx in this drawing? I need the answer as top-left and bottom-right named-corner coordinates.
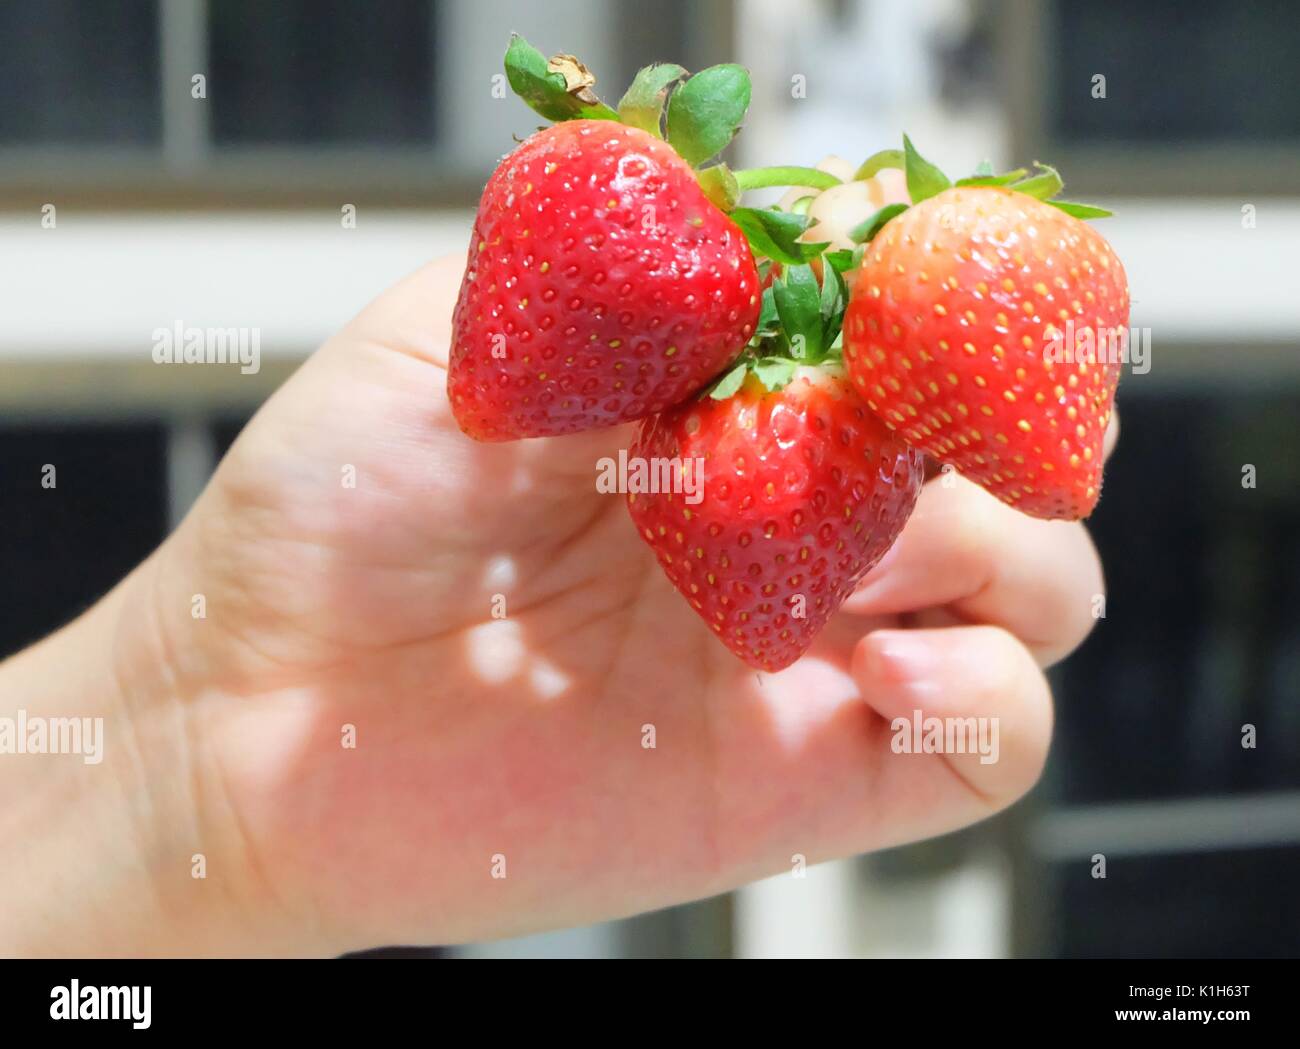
top-left (503, 35), bottom-right (621, 122)
top-left (617, 62), bottom-right (688, 135)
top-left (707, 251), bottom-right (858, 400)
top-left (846, 134), bottom-right (1114, 246)
top-left (727, 207), bottom-right (826, 266)
top-left (504, 35), bottom-right (750, 166)
top-left (847, 204), bottom-right (908, 246)
top-left (665, 63), bottom-right (751, 165)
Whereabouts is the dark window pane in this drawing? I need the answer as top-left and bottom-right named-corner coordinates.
top-left (1055, 392), bottom-right (1300, 804)
top-left (1050, 0), bottom-right (1300, 144)
top-left (208, 0), bottom-right (435, 145)
top-left (1053, 846), bottom-right (1300, 958)
top-left (0, 0), bottom-right (160, 144)
top-left (0, 424), bottom-right (168, 658)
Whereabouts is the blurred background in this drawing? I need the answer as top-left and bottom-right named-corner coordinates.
top-left (2, 0), bottom-right (1298, 958)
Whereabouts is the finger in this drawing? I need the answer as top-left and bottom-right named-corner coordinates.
top-left (316, 253), bottom-right (631, 485)
top-left (851, 625), bottom-right (1053, 835)
top-left (844, 476), bottom-right (1104, 666)
top-left (339, 253), bottom-right (467, 369)
top-left (335, 255), bottom-right (634, 468)
top-left (703, 623), bottom-right (1052, 889)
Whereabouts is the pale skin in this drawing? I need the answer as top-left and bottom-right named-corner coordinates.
top-left (0, 255), bottom-right (1116, 956)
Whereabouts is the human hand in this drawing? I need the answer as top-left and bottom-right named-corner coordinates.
top-left (0, 255), bottom-right (1113, 956)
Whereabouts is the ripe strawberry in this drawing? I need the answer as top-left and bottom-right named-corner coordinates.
top-left (842, 180), bottom-right (1129, 519)
top-left (448, 119), bottom-right (761, 440)
top-left (627, 366), bottom-right (923, 671)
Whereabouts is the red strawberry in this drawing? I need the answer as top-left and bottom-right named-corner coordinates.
top-left (627, 367), bottom-right (923, 671)
top-left (449, 120), bottom-right (761, 440)
top-left (842, 185), bottom-right (1129, 519)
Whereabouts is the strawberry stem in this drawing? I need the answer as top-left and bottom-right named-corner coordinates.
top-left (732, 166), bottom-right (841, 192)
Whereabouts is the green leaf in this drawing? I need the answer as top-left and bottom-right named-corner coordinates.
top-left (854, 148), bottom-right (905, 181)
top-left (773, 264), bottom-right (823, 361)
top-left (955, 168), bottom-right (1028, 187)
top-left (972, 159), bottom-right (994, 177)
top-left (751, 357), bottom-right (799, 392)
top-left (697, 163), bottom-right (740, 210)
top-left (729, 207), bottom-right (827, 265)
top-left (665, 64), bottom-right (751, 166)
top-left (818, 259), bottom-right (842, 319)
top-left (822, 249), bottom-right (857, 273)
top-left (504, 35), bottom-right (619, 122)
top-left (709, 360), bottom-right (749, 400)
top-left (756, 285), bottom-right (778, 330)
top-left (848, 203), bottom-right (909, 244)
top-left (616, 62), bottom-right (687, 137)
top-left (823, 316), bottom-right (845, 350)
top-left (902, 134), bottom-right (951, 204)
top-left (1011, 163), bottom-right (1064, 201)
top-left (1048, 199), bottom-right (1113, 219)
top-left (820, 266), bottom-right (849, 347)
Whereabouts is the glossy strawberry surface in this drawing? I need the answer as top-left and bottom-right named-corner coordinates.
top-left (449, 120), bottom-right (761, 440)
top-left (627, 369), bottom-right (923, 671)
top-left (843, 187), bottom-right (1129, 519)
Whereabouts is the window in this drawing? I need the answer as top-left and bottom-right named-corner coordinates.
top-left (1050, 0), bottom-right (1300, 146)
top-left (208, 1), bottom-right (436, 146)
top-left (0, 422), bottom-right (168, 656)
top-left (0, 0), bottom-right (161, 145)
top-left (0, 0), bottom-right (725, 206)
top-left (1004, 0), bottom-right (1300, 196)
